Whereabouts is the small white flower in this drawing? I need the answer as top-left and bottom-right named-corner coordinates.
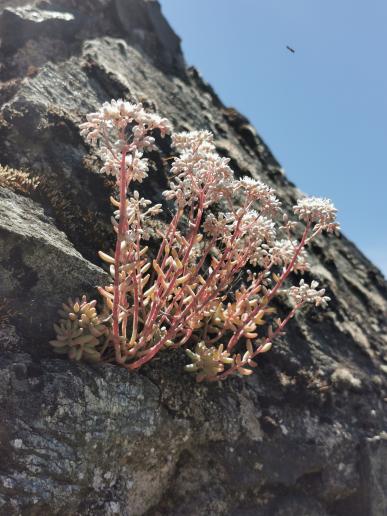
top-left (289, 279), bottom-right (331, 307)
top-left (165, 144), bottom-right (234, 207)
top-left (80, 100), bottom-right (172, 179)
top-left (270, 239), bottom-right (309, 272)
top-left (237, 176), bottom-right (281, 214)
top-left (172, 130), bottom-right (214, 153)
top-left (293, 196), bottom-right (339, 233)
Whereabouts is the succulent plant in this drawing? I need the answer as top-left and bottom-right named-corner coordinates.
top-left (50, 296), bottom-right (111, 362)
top-left (50, 100), bottom-right (339, 381)
top-left (185, 342), bottom-right (235, 382)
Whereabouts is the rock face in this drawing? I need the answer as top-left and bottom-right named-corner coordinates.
top-left (0, 1), bottom-right (386, 514)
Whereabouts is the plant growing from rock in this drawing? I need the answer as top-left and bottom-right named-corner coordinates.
top-left (50, 99), bottom-right (339, 381)
top-left (0, 165), bottom-right (40, 196)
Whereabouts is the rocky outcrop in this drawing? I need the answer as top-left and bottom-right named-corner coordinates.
top-left (0, 187), bottom-right (108, 352)
top-left (0, 1), bottom-right (386, 514)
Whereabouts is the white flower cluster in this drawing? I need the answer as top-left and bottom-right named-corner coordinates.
top-left (237, 176), bottom-right (281, 215)
top-left (203, 209), bottom-right (277, 263)
top-left (123, 191), bottom-right (162, 241)
top-left (100, 149), bottom-right (150, 181)
top-left (163, 130), bottom-right (234, 207)
top-left (240, 211), bottom-right (276, 245)
top-left (270, 239), bottom-right (309, 272)
top-left (293, 196), bottom-right (339, 233)
top-left (172, 130), bottom-right (215, 153)
top-left (247, 238), bottom-right (309, 270)
top-left (163, 133), bottom-right (281, 217)
top-left (80, 99), bottom-right (171, 180)
top-left (289, 279), bottom-right (331, 307)
top-left (234, 211), bottom-right (277, 266)
top-left (80, 99), bottom-right (171, 144)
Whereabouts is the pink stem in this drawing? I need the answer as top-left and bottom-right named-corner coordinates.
top-left (214, 303), bottom-right (303, 381)
top-left (140, 191), bottom-right (205, 347)
top-left (225, 222), bottom-right (311, 353)
top-left (112, 145), bottom-right (129, 363)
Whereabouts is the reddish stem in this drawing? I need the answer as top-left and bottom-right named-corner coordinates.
top-left (215, 303), bottom-right (304, 381)
top-left (112, 145), bottom-right (129, 363)
top-left (225, 222), bottom-right (311, 353)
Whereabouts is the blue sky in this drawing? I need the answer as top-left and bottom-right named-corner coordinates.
top-left (160, 0), bottom-right (387, 276)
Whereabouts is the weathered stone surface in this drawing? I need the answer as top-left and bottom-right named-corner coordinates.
top-left (0, 187), bottom-right (107, 353)
top-left (114, 0), bottom-right (185, 72)
top-left (0, 353), bottom-right (187, 515)
top-left (0, 0), bottom-right (386, 514)
top-left (0, 6), bottom-right (76, 52)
